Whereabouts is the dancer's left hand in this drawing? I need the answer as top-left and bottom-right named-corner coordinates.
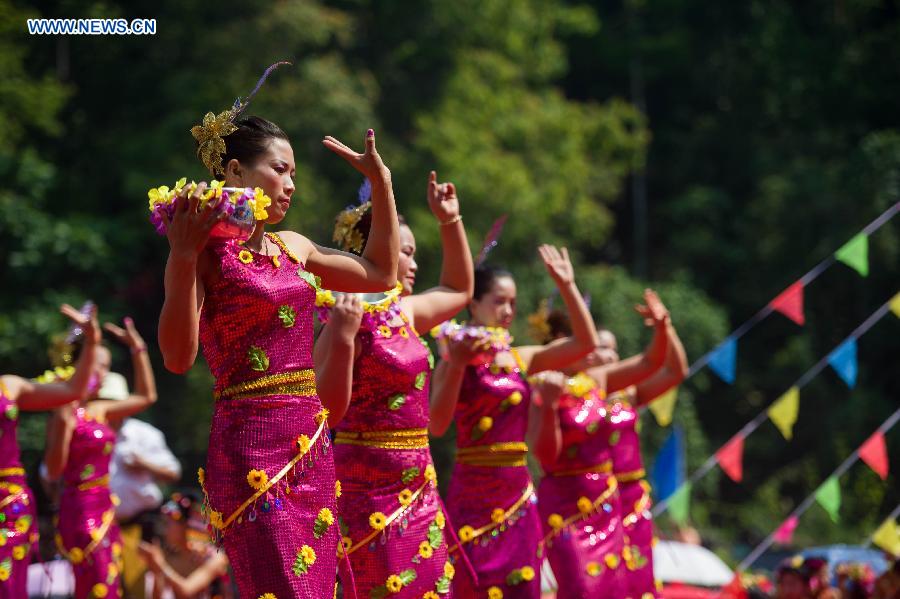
top-left (532, 371), bottom-right (566, 408)
top-left (104, 317), bottom-right (147, 352)
top-left (539, 244), bottom-right (575, 286)
top-left (426, 171), bottom-right (460, 222)
top-left (60, 303), bottom-right (101, 345)
top-left (323, 129), bottom-right (391, 184)
top-left (138, 540), bottom-right (165, 573)
top-left (634, 289), bottom-right (670, 328)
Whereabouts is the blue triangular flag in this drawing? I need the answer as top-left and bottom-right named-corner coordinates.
top-left (708, 337), bottom-right (737, 384)
top-left (828, 338), bottom-right (858, 389)
top-left (651, 427), bottom-right (685, 502)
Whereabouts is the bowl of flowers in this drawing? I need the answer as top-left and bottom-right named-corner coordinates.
top-left (147, 178), bottom-right (272, 241)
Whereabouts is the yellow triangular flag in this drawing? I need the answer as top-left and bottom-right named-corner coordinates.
top-left (648, 387), bottom-right (678, 427)
top-left (890, 292), bottom-right (900, 318)
top-left (768, 386), bottom-right (800, 440)
top-left (872, 518), bottom-right (900, 557)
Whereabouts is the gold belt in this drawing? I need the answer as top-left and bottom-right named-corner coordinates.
top-left (547, 460), bottom-right (613, 477)
top-left (76, 474), bottom-right (110, 492)
top-left (0, 467), bottom-right (25, 478)
top-left (334, 428), bottom-right (430, 450)
top-left (615, 468), bottom-right (646, 483)
top-left (457, 442), bottom-right (528, 467)
top-left (214, 369), bottom-right (317, 401)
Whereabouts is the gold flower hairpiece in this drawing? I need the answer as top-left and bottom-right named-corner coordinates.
top-left (333, 201), bottom-right (372, 254)
top-left (527, 299), bottom-right (552, 344)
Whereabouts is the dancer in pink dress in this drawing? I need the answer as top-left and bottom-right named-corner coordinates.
top-left (0, 304), bottom-right (99, 598)
top-left (430, 247), bottom-right (598, 599)
top-left (46, 314), bottom-right (158, 599)
top-left (158, 83), bottom-right (399, 595)
top-left (315, 171), bottom-right (473, 597)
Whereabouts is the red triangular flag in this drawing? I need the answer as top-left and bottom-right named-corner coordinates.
top-left (716, 435), bottom-right (745, 483)
top-left (859, 431), bottom-right (889, 480)
top-left (770, 281), bottom-right (805, 325)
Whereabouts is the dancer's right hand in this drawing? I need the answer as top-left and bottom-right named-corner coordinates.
top-left (532, 371), bottom-right (566, 408)
top-left (330, 294), bottom-right (364, 341)
top-left (60, 303), bottom-right (101, 345)
top-left (162, 182), bottom-right (227, 257)
top-left (446, 335), bottom-right (483, 366)
top-left (634, 288), bottom-right (670, 328)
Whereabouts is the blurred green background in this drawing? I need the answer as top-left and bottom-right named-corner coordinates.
top-left (2, 0), bottom-right (898, 567)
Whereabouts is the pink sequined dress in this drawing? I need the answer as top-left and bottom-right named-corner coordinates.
top-left (323, 295), bottom-right (457, 597)
top-left (0, 381), bottom-right (39, 597)
top-left (198, 233), bottom-right (339, 598)
top-left (607, 389), bottom-right (658, 598)
top-left (537, 373), bottom-right (624, 598)
top-left (445, 349), bottom-right (542, 598)
top-left (56, 407), bottom-right (123, 599)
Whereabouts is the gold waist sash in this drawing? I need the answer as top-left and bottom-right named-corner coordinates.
top-left (76, 474), bottom-right (110, 492)
top-left (334, 428), bottom-right (430, 450)
top-left (547, 460), bottom-right (613, 477)
top-left (214, 369), bottom-right (317, 401)
top-left (457, 442), bottom-right (528, 467)
top-left (615, 467), bottom-right (646, 483)
top-left (0, 467), bottom-right (25, 478)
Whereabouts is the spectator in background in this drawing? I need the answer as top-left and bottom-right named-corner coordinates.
top-left (805, 558), bottom-right (841, 599)
top-left (776, 556), bottom-right (812, 599)
top-left (103, 372), bottom-right (182, 599)
top-left (873, 557), bottom-right (899, 599)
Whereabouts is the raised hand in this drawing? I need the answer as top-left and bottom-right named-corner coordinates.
top-left (426, 171), bottom-right (460, 223)
top-left (533, 370), bottom-right (566, 408)
top-left (538, 244), bottom-right (575, 286)
top-left (323, 130), bottom-right (391, 183)
top-left (446, 335), bottom-right (485, 366)
top-left (330, 294), bottom-right (364, 341)
top-left (634, 288), bottom-right (670, 327)
top-left (60, 303), bottom-right (101, 345)
top-left (163, 182), bottom-right (227, 257)
top-left (104, 317), bottom-right (147, 352)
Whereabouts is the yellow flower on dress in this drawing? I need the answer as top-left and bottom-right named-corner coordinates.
top-left (520, 566), bottom-right (535, 581)
top-left (443, 561), bottom-right (455, 580)
top-left (488, 586), bottom-right (503, 599)
top-left (369, 512), bottom-right (387, 531)
top-left (434, 511), bottom-right (446, 529)
top-left (14, 518), bottom-right (29, 534)
top-left (398, 327), bottom-right (409, 339)
top-left (335, 480), bottom-right (342, 498)
top-left (246, 469), bottom-right (269, 490)
top-left (604, 553), bottom-right (620, 569)
top-left (418, 541), bottom-right (433, 559)
top-left (0, 534), bottom-right (5, 547)
top-left (378, 325), bottom-right (392, 338)
top-left (491, 508), bottom-right (506, 524)
top-left (315, 408), bottom-right (330, 426)
top-left (258, 594), bottom-right (277, 599)
top-left (342, 536), bottom-right (352, 551)
top-left (238, 250), bottom-right (254, 264)
top-left (296, 434), bottom-right (311, 454)
top-left (90, 527), bottom-right (104, 541)
top-left (386, 574), bottom-right (403, 593)
top-left (424, 465), bottom-right (437, 482)
top-left (92, 583), bottom-right (109, 597)
top-left (577, 496), bottom-right (593, 514)
top-left (12, 545), bottom-right (26, 560)
top-left (477, 416), bottom-right (493, 432)
top-left (398, 489), bottom-right (413, 506)
top-left (458, 525), bottom-right (475, 542)
top-left (0, 566), bottom-right (8, 582)
top-left (197, 467), bottom-right (205, 486)
top-left (69, 547), bottom-right (84, 564)
top-left (423, 592), bottom-right (439, 599)
top-left (317, 508), bottom-right (334, 526)
top-left (548, 513), bottom-right (564, 530)
top-left (507, 391), bottom-right (523, 405)
top-left (300, 545), bottom-right (316, 566)
top-left (209, 510), bottom-right (224, 530)
top-left (586, 562), bottom-right (602, 577)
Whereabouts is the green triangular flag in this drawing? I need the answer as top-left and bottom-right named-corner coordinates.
top-left (814, 476), bottom-right (842, 522)
top-left (668, 482), bottom-right (692, 525)
top-left (835, 233), bottom-right (869, 277)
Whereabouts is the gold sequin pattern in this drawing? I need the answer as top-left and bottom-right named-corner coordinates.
top-left (334, 428), bottom-right (430, 450)
top-left (214, 368), bottom-right (317, 401)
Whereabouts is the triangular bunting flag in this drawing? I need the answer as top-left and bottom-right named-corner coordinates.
top-left (651, 428), bottom-right (685, 502)
top-left (859, 431), bottom-right (889, 480)
top-left (648, 387), bottom-right (678, 427)
top-left (828, 339), bottom-right (858, 389)
top-left (708, 337), bottom-right (737, 384)
top-left (768, 387), bottom-right (800, 440)
top-left (669, 482), bottom-right (692, 526)
top-left (770, 281), bottom-right (805, 325)
top-left (890, 292), bottom-right (900, 318)
top-left (814, 477), bottom-right (842, 523)
top-left (773, 515), bottom-right (799, 545)
top-left (716, 435), bottom-right (745, 483)
top-left (872, 518), bottom-right (900, 557)
top-left (835, 233), bottom-right (869, 276)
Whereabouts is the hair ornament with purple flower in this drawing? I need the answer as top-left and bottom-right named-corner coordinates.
top-left (332, 178), bottom-right (373, 254)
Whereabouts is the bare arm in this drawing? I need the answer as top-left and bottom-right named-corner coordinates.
top-left (313, 295), bottom-right (363, 427)
top-left (44, 403), bottom-right (76, 480)
top-left (526, 372), bottom-right (565, 467)
top-left (634, 322), bottom-right (688, 406)
top-left (140, 542), bottom-right (228, 599)
top-left (429, 336), bottom-right (481, 436)
top-left (517, 245), bottom-right (598, 375)
top-left (94, 319), bottom-right (158, 421)
top-left (402, 172), bottom-right (474, 332)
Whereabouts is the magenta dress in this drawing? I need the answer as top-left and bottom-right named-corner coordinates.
top-left (197, 233), bottom-right (339, 598)
top-left (326, 297), bottom-right (457, 597)
top-left (537, 374), bottom-right (624, 598)
top-left (0, 382), bottom-right (39, 597)
top-left (57, 407), bottom-right (123, 599)
top-left (445, 349), bottom-right (542, 598)
top-left (607, 389), bottom-right (658, 598)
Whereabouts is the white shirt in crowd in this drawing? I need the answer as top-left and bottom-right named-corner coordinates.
top-left (110, 418), bottom-right (181, 520)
